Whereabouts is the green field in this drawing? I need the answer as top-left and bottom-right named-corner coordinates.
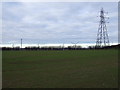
top-left (2, 49), bottom-right (118, 88)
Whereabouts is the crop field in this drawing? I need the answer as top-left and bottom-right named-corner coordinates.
top-left (2, 49), bottom-right (118, 88)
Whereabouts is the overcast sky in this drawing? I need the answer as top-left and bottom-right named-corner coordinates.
top-left (2, 2), bottom-right (118, 44)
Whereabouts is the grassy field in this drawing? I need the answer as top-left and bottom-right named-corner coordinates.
top-left (2, 49), bottom-right (118, 88)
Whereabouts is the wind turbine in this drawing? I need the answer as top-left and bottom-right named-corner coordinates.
top-left (62, 43), bottom-right (64, 50)
top-left (12, 43), bottom-right (14, 48)
top-left (71, 41), bottom-right (79, 50)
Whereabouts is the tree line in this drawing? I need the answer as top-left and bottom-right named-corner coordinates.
top-left (1, 44), bottom-right (119, 50)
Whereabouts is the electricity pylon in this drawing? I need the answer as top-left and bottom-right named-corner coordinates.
top-left (96, 8), bottom-right (110, 47)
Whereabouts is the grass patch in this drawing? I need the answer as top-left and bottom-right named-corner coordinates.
top-left (2, 49), bottom-right (118, 88)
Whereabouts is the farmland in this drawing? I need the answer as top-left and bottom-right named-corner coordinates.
top-left (2, 49), bottom-right (118, 88)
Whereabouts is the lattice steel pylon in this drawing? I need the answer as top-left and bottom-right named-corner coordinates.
top-left (96, 8), bottom-right (110, 47)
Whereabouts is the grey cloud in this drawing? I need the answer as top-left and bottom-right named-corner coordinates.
top-left (2, 2), bottom-right (118, 44)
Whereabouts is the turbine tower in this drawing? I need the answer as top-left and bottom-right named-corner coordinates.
top-left (21, 38), bottom-right (22, 49)
top-left (96, 8), bottom-right (110, 47)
